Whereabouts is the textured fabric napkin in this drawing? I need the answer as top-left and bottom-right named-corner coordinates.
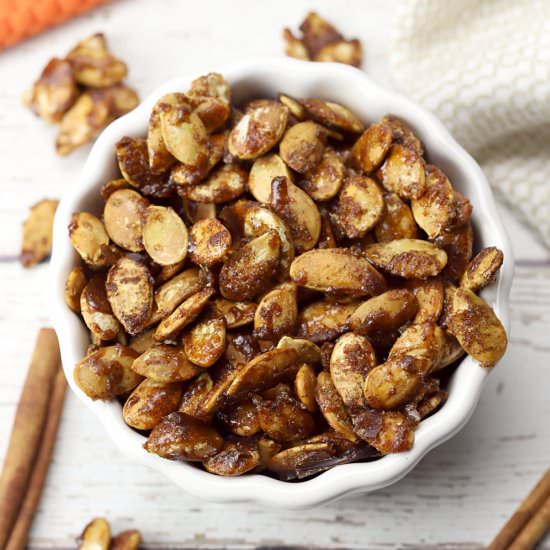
top-left (390, 0), bottom-right (550, 247)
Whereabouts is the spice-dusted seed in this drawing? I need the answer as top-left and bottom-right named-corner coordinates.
top-left (248, 154), bottom-right (293, 203)
top-left (155, 261), bottom-right (185, 286)
top-left (225, 348), bottom-right (299, 398)
top-left (377, 144), bottom-right (426, 200)
top-left (364, 239), bottom-right (447, 279)
top-left (439, 281), bottom-right (458, 330)
top-left (144, 411), bottom-right (223, 460)
top-left (294, 364), bottom-right (317, 413)
top-left (439, 223), bottom-right (474, 282)
top-left (195, 362), bottom-right (242, 418)
top-left (411, 164), bottom-right (456, 239)
top-left (155, 267), bottom-right (203, 317)
top-left (350, 122), bottom-right (392, 173)
top-left (348, 289), bottom-right (418, 335)
top-left (370, 411), bottom-right (415, 454)
top-left (21, 198), bottom-right (59, 268)
top-left (255, 393), bottom-right (316, 442)
top-left (212, 298), bottom-right (256, 328)
top-left (314, 39), bottom-right (363, 67)
top-left (417, 389), bottom-right (447, 419)
top-left (389, 322), bottom-right (445, 368)
top-left (104, 189), bottom-right (148, 252)
top-left (300, 147), bottom-right (344, 202)
top-left (55, 86), bottom-right (138, 156)
top-left (154, 287), bottom-right (214, 341)
top-left (181, 198), bottom-right (217, 225)
top-left (270, 176), bottom-right (321, 253)
top-left (111, 530), bottom-right (142, 550)
top-left (80, 275), bottom-right (121, 341)
top-left (23, 58), bottom-right (79, 124)
top-left (374, 192), bottom-right (419, 242)
top-left (405, 277), bottom-right (444, 324)
top-left (283, 28), bottom-right (311, 60)
top-left (279, 120), bottom-right (326, 174)
top-left (67, 33), bottom-right (127, 88)
top-left (447, 288), bottom-right (507, 368)
top-left (190, 95), bottom-right (230, 133)
top-left (331, 175), bottom-right (384, 239)
top-left (186, 164), bottom-right (247, 204)
top-left (302, 98), bottom-right (364, 134)
top-left (451, 190), bottom-right (473, 230)
top-left (65, 266), bottom-right (87, 313)
top-left (170, 133), bottom-right (225, 188)
top-left (183, 317), bottom-right (227, 368)
top-left (278, 93), bottom-right (306, 119)
top-left (160, 100), bottom-right (209, 170)
top-left (128, 328), bottom-right (156, 354)
top-left (219, 232), bottom-right (281, 301)
top-left (74, 345), bottom-right (140, 400)
top-left (290, 248), bottom-right (387, 297)
top-left (228, 100), bottom-right (289, 160)
top-left (188, 72), bottom-right (231, 104)
top-left (116, 137), bottom-right (173, 198)
top-left (106, 256), bottom-right (153, 335)
top-left (123, 378), bottom-right (183, 430)
top-left (434, 332), bottom-right (465, 371)
top-left (267, 440), bottom-right (335, 480)
top-left (298, 11), bottom-right (343, 56)
top-left (189, 218), bottom-right (232, 266)
top-left (142, 205), bottom-right (188, 265)
top-left (203, 438), bottom-right (262, 476)
top-left (460, 246), bottom-right (504, 292)
top-left (254, 282), bottom-right (298, 341)
top-left (318, 208), bottom-right (338, 248)
top-left (315, 371), bottom-right (358, 441)
top-left (330, 333), bottom-right (376, 409)
top-left (69, 212), bottom-right (110, 265)
top-left (243, 204), bottom-right (295, 280)
top-left (363, 355), bottom-right (427, 410)
top-left (224, 333), bottom-right (258, 368)
top-left (218, 399), bottom-right (261, 437)
top-left (100, 178), bottom-right (131, 201)
top-left (381, 114), bottom-right (423, 156)
top-left (297, 299), bottom-right (358, 342)
top-left (131, 344), bottom-right (201, 382)
top-left (178, 372), bottom-right (214, 417)
top-left (276, 336), bottom-right (321, 365)
top-left (147, 93), bottom-right (186, 174)
top-left (79, 517), bottom-right (111, 550)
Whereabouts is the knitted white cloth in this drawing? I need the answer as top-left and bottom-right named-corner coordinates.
top-left (390, 0), bottom-right (550, 247)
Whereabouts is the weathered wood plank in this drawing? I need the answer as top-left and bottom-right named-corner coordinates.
top-left (1, 0), bottom-right (549, 548)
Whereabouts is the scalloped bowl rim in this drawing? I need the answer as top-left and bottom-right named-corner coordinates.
top-left (50, 58), bottom-right (513, 509)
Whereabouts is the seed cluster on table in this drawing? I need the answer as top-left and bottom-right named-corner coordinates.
top-left (65, 71), bottom-right (507, 479)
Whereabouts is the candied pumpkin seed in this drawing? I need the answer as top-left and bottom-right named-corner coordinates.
top-left (364, 239), bottom-right (447, 279)
top-left (106, 256), bottom-right (154, 335)
top-left (131, 344), bottom-right (201, 382)
top-left (183, 317), bottom-right (226, 367)
top-left (142, 205), bottom-right (188, 265)
top-left (21, 198), bottom-right (59, 268)
top-left (460, 247), bottom-right (504, 292)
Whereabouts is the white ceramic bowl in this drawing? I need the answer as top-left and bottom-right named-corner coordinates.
top-left (50, 58), bottom-right (513, 509)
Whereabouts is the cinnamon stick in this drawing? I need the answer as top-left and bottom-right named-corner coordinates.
top-left (0, 328), bottom-right (61, 550)
top-left (508, 493), bottom-right (550, 550)
top-left (5, 368), bottom-right (67, 550)
top-left (487, 468), bottom-right (550, 550)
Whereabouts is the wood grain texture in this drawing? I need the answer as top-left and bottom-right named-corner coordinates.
top-left (0, 0), bottom-right (549, 548)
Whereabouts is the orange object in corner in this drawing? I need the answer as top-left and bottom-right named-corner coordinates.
top-left (0, 0), bottom-right (111, 50)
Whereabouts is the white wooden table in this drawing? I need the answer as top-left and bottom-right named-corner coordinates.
top-left (1, 1), bottom-right (549, 548)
